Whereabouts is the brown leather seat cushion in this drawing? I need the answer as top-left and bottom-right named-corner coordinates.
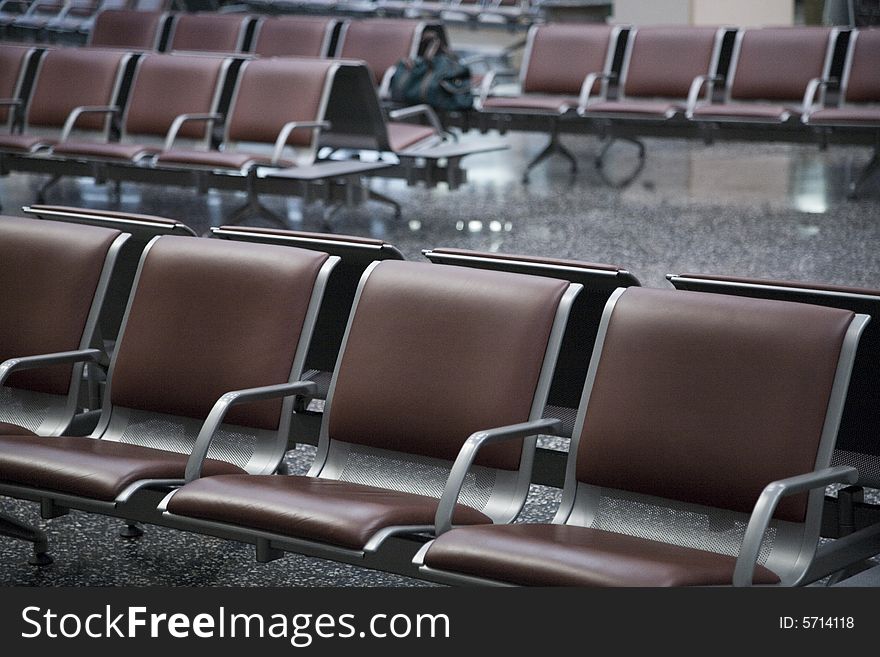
top-left (168, 474), bottom-right (491, 550)
top-left (583, 100), bottom-right (682, 118)
top-left (481, 95), bottom-right (579, 114)
top-left (0, 422), bottom-right (36, 436)
top-left (0, 134), bottom-right (56, 152)
top-left (386, 123), bottom-right (438, 153)
top-left (691, 103), bottom-right (797, 122)
top-left (808, 107), bottom-right (880, 126)
top-left (0, 435), bottom-right (244, 501)
top-left (52, 140), bottom-right (161, 161)
top-left (156, 149), bottom-right (293, 170)
top-left (424, 524), bottom-right (781, 586)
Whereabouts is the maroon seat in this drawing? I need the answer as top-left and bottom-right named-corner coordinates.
top-left (87, 9), bottom-right (168, 50)
top-left (804, 29), bottom-right (880, 196)
top-left (334, 18), bottom-right (434, 89)
top-left (165, 12), bottom-right (252, 53)
top-left (155, 57), bottom-right (337, 223)
top-left (0, 44), bottom-right (35, 133)
top-left (0, 235), bottom-right (338, 564)
top-left (419, 287), bottom-right (868, 586)
top-left (0, 215), bottom-right (127, 437)
top-left (52, 53), bottom-right (230, 164)
top-left (164, 260), bottom-right (579, 558)
top-left (251, 15), bottom-right (338, 58)
top-left (580, 26), bottom-right (725, 120)
top-left (0, 48), bottom-right (129, 155)
top-left (478, 23), bottom-right (618, 181)
top-left (689, 27), bottom-right (837, 123)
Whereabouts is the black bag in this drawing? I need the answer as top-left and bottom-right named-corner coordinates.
top-left (389, 38), bottom-right (474, 112)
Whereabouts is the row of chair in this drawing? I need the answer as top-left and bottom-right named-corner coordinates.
top-left (2, 206), bottom-right (880, 587)
top-left (0, 39), bottom-right (499, 221)
top-left (0, 0), bottom-right (174, 39)
top-left (474, 23), bottom-right (880, 193)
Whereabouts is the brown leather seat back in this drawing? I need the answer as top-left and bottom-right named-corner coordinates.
top-left (623, 26), bottom-right (720, 99)
top-left (730, 27), bottom-right (833, 102)
top-left (0, 44), bottom-right (33, 127)
top-left (109, 237), bottom-right (330, 431)
top-left (575, 287), bottom-right (854, 523)
top-left (0, 216), bottom-right (122, 395)
top-left (336, 19), bottom-right (421, 85)
top-left (88, 9), bottom-right (166, 50)
top-left (844, 29), bottom-right (880, 103)
top-left (252, 16), bottom-right (336, 58)
top-left (522, 24), bottom-right (614, 95)
top-left (26, 48), bottom-right (128, 131)
top-left (123, 53), bottom-right (228, 140)
top-left (167, 13), bottom-right (250, 53)
top-left (327, 260), bottom-right (569, 471)
top-left (226, 57), bottom-right (334, 148)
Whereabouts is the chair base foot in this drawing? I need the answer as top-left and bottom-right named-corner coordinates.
top-left (0, 511), bottom-right (53, 566)
top-left (119, 522), bottom-right (144, 539)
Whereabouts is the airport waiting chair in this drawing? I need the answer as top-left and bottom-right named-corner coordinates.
top-left (250, 15), bottom-right (339, 58)
top-left (688, 27), bottom-right (838, 124)
top-left (667, 273), bottom-right (880, 556)
top-left (803, 28), bottom-right (880, 197)
top-left (579, 26), bottom-right (725, 122)
top-left (164, 11), bottom-right (253, 53)
top-left (422, 248), bottom-right (639, 441)
top-left (161, 260), bottom-right (580, 573)
top-left (87, 8), bottom-right (168, 50)
top-left (417, 287), bottom-right (869, 586)
top-left (6, 0), bottom-right (68, 37)
top-left (0, 214), bottom-right (127, 438)
top-left (0, 47), bottom-right (130, 156)
top-left (210, 225), bottom-right (404, 409)
top-left (333, 18), bottom-right (441, 92)
top-left (23, 204), bottom-right (197, 351)
top-left (50, 53), bottom-right (230, 165)
top-left (0, 43), bottom-right (38, 136)
top-left (44, 0), bottom-right (102, 38)
top-left (153, 57), bottom-right (339, 224)
top-left (0, 215), bottom-right (127, 565)
top-left (477, 23), bottom-right (619, 182)
top-left (0, 235), bottom-right (338, 565)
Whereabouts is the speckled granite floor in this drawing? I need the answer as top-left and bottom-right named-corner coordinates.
top-left (0, 131), bottom-right (878, 585)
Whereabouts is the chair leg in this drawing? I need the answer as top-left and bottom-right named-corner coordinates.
top-left (594, 136), bottom-right (648, 189)
top-left (119, 522), bottom-right (144, 538)
top-left (522, 121), bottom-right (578, 184)
top-left (368, 189), bottom-right (402, 219)
top-left (225, 170), bottom-right (288, 228)
top-left (848, 148), bottom-right (880, 199)
top-left (35, 174), bottom-right (61, 203)
top-left (0, 511), bottom-right (53, 566)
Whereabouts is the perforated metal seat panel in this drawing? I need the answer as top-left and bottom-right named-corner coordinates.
top-left (111, 408), bottom-right (263, 471)
top-left (0, 387), bottom-right (57, 434)
top-left (575, 487), bottom-right (778, 567)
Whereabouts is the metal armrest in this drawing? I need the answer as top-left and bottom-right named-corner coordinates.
top-left (184, 380), bottom-right (318, 481)
top-left (434, 417), bottom-right (562, 535)
top-left (271, 120), bottom-right (329, 164)
top-left (801, 77), bottom-right (836, 119)
top-left (685, 74), bottom-right (724, 118)
top-left (577, 71), bottom-right (616, 114)
top-left (388, 103), bottom-right (444, 136)
top-left (732, 465), bottom-right (858, 586)
top-left (163, 113), bottom-right (223, 151)
top-left (0, 348), bottom-right (102, 387)
top-left (379, 66), bottom-right (396, 100)
top-left (60, 106), bottom-right (119, 141)
top-left (476, 69), bottom-right (519, 110)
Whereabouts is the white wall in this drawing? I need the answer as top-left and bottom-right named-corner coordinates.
top-left (612, 0), bottom-right (795, 26)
